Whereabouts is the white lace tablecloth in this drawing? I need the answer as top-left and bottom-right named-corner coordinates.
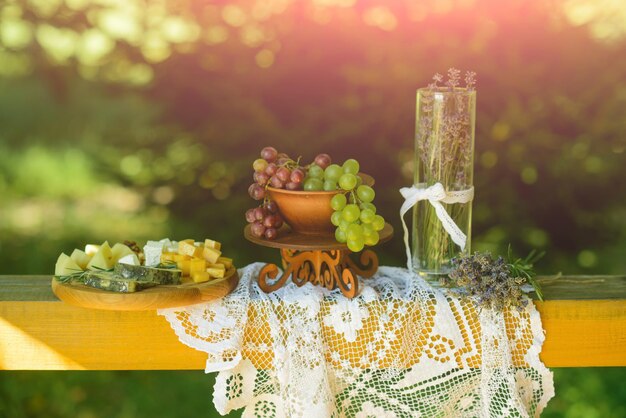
top-left (159, 263), bottom-right (554, 417)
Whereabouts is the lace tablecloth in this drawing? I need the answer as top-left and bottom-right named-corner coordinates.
top-left (159, 263), bottom-right (554, 417)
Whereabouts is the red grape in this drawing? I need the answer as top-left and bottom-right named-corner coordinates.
top-left (277, 157), bottom-right (290, 166)
top-left (256, 172), bottom-right (269, 186)
top-left (251, 221), bottom-right (266, 238)
top-left (265, 163), bottom-right (278, 176)
top-left (314, 153), bottom-right (332, 170)
top-left (290, 168), bottom-right (305, 183)
top-left (269, 176), bottom-right (284, 189)
top-left (264, 201), bottom-right (278, 214)
top-left (263, 215), bottom-right (275, 228)
top-left (285, 181), bottom-right (300, 190)
top-left (245, 208), bottom-right (256, 223)
top-left (274, 214), bottom-right (283, 228)
top-left (264, 227), bottom-right (278, 240)
top-left (248, 184), bottom-right (265, 200)
top-left (253, 207), bottom-right (265, 221)
top-left (261, 147), bottom-right (278, 162)
top-left (276, 152), bottom-right (289, 160)
top-left (276, 167), bottom-right (291, 182)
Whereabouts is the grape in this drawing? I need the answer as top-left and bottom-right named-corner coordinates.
top-left (330, 194), bottom-right (347, 211)
top-left (360, 202), bottom-right (376, 214)
top-left (270, 176), bottom-right (285, 189)
top-left (261, 146), bottom-right (278, 162)
top-left (254, 172), bottom-right (269, 186)
top-left (253, 158), bottom-right (268, 172)
top-left (276, 167), bottom-right (291, 182)
top-left (339, 219), bottom-right (351, 232)
top-left (304, 178), bottom-right (323, 191)
top-left (264, 200), bottom-right (278, 214)
top-left (245, 208), bottom-right (256, 223)
top-left (324, 164), bottom-right (342, 182)
top-left (285, 181), bottom-right (300, 190)
top-left (335, 228), bottom-right (347, 243)
top-left (276, 152), bottom-right (289, 161)
top-left (360, 208), bottom-right (375, 224)
top-left (372, 215), bottom-right (385, 231)
top-left (357, 185), bottom-right (375, 203)
top-left (251, 221), bottom-right (266, 238)
top-left (362, 223), bottom-right (375, 237)
top-left (264, 227), bottom-right (278, 240)
top-left (263, 215), bottom-right (275, 228)
top-left (347, 237), bottom-right (365, 252)
top-left (323, 180), bottom-right (337, 191)
top-left (314, 153), bottom-right (332, 170)
top-left (274, 214), bottom-right (284, 228)
top-left (253, 207), bottom-right (265, 221)
top-left (331, 210), bottom-right (343, 226)
top-left (290, 168), bottom-right (305, 183)
top-left (308, 164), bottom-right (324, 179)
top-left (338, 173), bottom-right (357, 190)
top-left (248, 183), bottom-right (265, 200)
top-left (364, 230), bottom-right (380, 246)
top-left (342, 159), bottom-right (360, 175)
top-left (342, 204), bottom-right (360, 222)
top-left (356, 175), bottom-right (363, 187)
top-left (265, 163), bottom-right (278, 176)
top-left (346, 223), bottom-right (363, 241)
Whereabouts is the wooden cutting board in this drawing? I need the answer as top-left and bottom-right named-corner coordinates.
top-left (51, 267), bottom-right (238, 311)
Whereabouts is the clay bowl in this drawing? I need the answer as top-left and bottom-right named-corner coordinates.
top-left (267, 173), bottom-right (374, 235)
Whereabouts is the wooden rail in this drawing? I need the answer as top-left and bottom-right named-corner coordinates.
top-left (0, 275), bottom-right (625, 370)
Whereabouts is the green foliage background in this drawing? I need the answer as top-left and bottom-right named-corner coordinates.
top-left (0, 0), bottom-right (625, 416)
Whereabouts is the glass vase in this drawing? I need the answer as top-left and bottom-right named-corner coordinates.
top-left (412, 87), bottom-right (475, 279)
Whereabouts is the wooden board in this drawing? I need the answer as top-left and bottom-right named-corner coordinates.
top-left (51, 268), bottom-right (238, 311)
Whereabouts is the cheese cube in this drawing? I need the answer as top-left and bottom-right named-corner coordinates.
top-left (118, 253), bottom-right (140, 266)
top-left (190, 259), bottom-right (207, 277)
top-left (191, 271), bottom-right (211, 283)
top-left (177, 259), bottom-right (191, 276)
top-left (217, 257), bottom-right (233, 270)
top-left (85, 244), bottom-right (101, 256)
top-left (204, 239), bottom-right (222, 251)
top-left (160, 252), bottom-right (177, 262)
top-left (202, 247), bottom-right (221, 264)
top-left (172, 254), bottom-right (191, 262)
top-left (207, 265), bottom-right (225, 279)
top-left (144, 246), bottom-right (163, 267)
top-left (208, 263), bottom-right (225, 270)
top-left (178, 241), bottom-right (201, 258)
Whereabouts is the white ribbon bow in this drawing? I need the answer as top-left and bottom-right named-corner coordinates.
top-left (399, 183), bottom-right (474, 271)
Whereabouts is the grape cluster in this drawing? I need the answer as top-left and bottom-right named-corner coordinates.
top-left (330, 177), bottom-right (386, 252)
top-left (245, 200), bottom-right (283, 240)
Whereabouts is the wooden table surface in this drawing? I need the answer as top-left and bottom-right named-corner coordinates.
top-left (0, 274), bottom-right (624, 370)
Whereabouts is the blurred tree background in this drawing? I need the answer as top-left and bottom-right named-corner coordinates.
top-left (0, 0), bottom-right (625, 416)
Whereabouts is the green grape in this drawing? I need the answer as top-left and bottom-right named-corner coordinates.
top-left (355, 175), bottom-right (363, 187)
top-left (338, 173), bottom-right (358, 190)
top-left (347, 237), bottom-right (365, 252)
top-left (308, 164), bottom-right (324, 179)
top-left (360, 208), bottom-right (375, 224)
top-left (339, 219), bottom-right (351, 232)
top-left (335, 227), bottom-right (347, 243)
top-left (331, 211), bottom-right (343, 226)
top-left (342, 204), bottom-right (360, 222)
top-left (346, 223), bottom-right (364, 241)
top-left (342, 159), bottom-right (360, 175)
top-left (304, 178), bottom-right (323, 191)
top-left (362, 223), bottom-right (375, 237)
top-left (357, 185), bottom-right (375, 203)
top-left (323, 180), bottom-right (337, 191)
top-left (372, 214), bottom-right (385, 231)
top-left (364, 230), bottom-right (380, 246)
top-left (360, 202), bottom-right (376, 214)
top-left (324, 164), bottom-right (342, 181)
top-left (330, 194), bottom-right (347, 211)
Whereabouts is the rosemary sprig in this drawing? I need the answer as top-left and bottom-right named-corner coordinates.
top-left (507, 245), bottom-right (544, 301)
top-left (55, 266), bottom-right (113, 284)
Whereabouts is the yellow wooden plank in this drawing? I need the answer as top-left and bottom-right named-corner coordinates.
top-left (1, 298), bottom-right (625, 370)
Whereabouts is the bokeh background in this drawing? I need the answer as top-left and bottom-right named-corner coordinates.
top-left (1, 0), bottom-right (625, 416)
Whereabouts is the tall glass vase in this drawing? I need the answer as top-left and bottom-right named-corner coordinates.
top-left (412, 87), bottom-right (475, 279)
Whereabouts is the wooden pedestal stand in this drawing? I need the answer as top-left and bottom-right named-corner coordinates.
top-left (244, 223), bottom-right (393, 298)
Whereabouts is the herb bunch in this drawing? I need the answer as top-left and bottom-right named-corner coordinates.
top-left (441, 248), bottom-right (544, 311)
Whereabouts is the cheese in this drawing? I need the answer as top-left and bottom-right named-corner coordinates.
top-left (87, 243), bottom-right (114, 270)
top-left (84, 244), bottom-right (100, 256)
top-left (204, 239), bottom-right (222, 251)
top-left (83, 272), bottom-right (157, 293)
top-left (178, 241), bottom-right (201, 258)
top-left (55, 253), bottom-right (83, 276)
top-left (111, 243), bottom-right (134, 263)
top-left (191, 271), bottom-right (210, 283)
top-left (189, 259), bottom-right (207, 277)
top-left (114, 263), bottom-right (181, 284)
top-left (202, 247), bottom-right (221, 264)
top-left (70, 249), bottom-right (91, 270)
top-left (177, 259), bottom-right (191, 276)
top-left (117, 253), bottom-right (140, 266)
top-left (217, 257), bottom-right (233, 270)
top-left (143, 242), bottom-right (164, 267)
top-left (207, 265), bottom-right (225, 279)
